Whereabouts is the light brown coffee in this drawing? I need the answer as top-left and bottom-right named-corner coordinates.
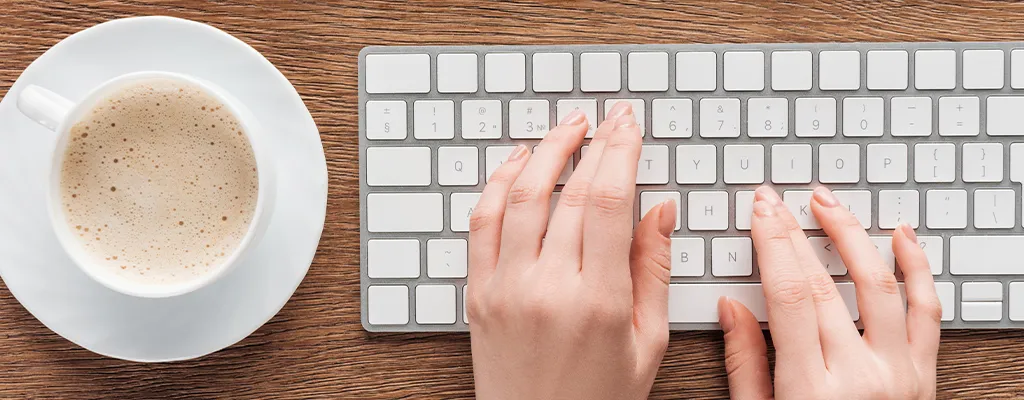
top-left (60, 78), bottom-right (258, 287)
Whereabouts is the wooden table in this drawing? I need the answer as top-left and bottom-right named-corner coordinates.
top-left (3, 1), bottom-right (1024, 398)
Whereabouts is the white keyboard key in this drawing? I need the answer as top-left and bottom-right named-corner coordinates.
top-left (962, 302), bottom-right (1002, 322)
top-left (809, 237), bottom-right (847, 276)
top-left (936, 282), bottom-right (955, 321)
top-left (437, 147), bottom-right (479, 186)
top-left (771, 51), bottom-right (812, 91)
top-left (819, 50), bottom-right (860, 90)
top-left (699, 98), bottom-right (740, 138)
top-left (938, 96), bottom-right (979, 136)
top-left (1010, 282), bottom-right (1024, 321)
top-left (890, 97), bottom-right (932, 137)
top-left (367, 193), bottom-right (443, 233)
top-left (842, 97), bottom-right (883, 137)
top-left (951, 236), bottom-right (1024, 275)
top-left (628, 52), bottom-right (669, 92)
top-left (416, 285), bottom-right (457, 325)
top-left (366, 100), bottom-right (407, 140)
top-left (485, 53), bottom-right (526, 93)
top-left (963, 282), bottom-right (1003, 302)
top-left (747, 98), bottom-right (788, 138)
top-left (871, 236), bottom-right (897, 272)
top-left (962, 143), bottom-right (1003, 182)
top-left (676, 145), bottom-right (717, 184)
top-left (427, 239), bottom-right (468, 278)
top-left (771, 144), bottom-right (812, 184)
top-left (833, 190), bottom-right (872, 229)
top-left (735, 191), bottom-right (754, 231)
top-left (366, 147), bottom-right (431, 186)
top-left (963, 49), bottom-right (1004, 89)
top-left (783, 190), bottom-right (818, 229)
top-left (604, 99), bottom-right (646, 136)
top-left (652, 99), bottom-right (693, 138)
top-left (532, 52), bottom-right (573, 93)
top-left (463, 285), bottom-right (468, 324)
top-left (637, 145), bottom-right (669, 184)
top-left (687, 191), bottom-right (729, 231)
top-left (556, 154), bottom-right (573, 185)
top-left (368, 285), bottom-right (410, 325)
top-left (914, 50), bottom-right (956, 90)
top-left (867, 143), bottom-right (908, 183)
top-left (1013, 143), bottom-right (1024, 183)
top-left (509, 99), bottom-right (550, 139)
top-left (581, 52), bottom-right (621, 92)
top-left (414, 100), bottom-right (455, 139)
top-left (974, 189), bottom-right (1015, 229)
top-left (987, 97), bottom-right (1024, 136)
top-left (557, 99), bottom-right (598, 138)
top-left (640, 191), bottom-right (681, 230)
top-left (461, 100), bottom-right (502, 139)
top-left (485, 146), bottom-right (518, 182)
top-left (366, 54), bottom-right (430, 94)
top-left (450, 192), bottom-right (481, 232)
top-left (724, 51), bottom-right (765, 91)
top-left (818, 144), bottom-right (861, 183)
top-left (671, 237), bottom-right (705, 277)
top-left (914, 236), bottom-right (943, 275)
top-left (676, 51), bottom-right (717, 92)
top-left (712, 237), bottom-right (753, 277)
top-left (878, 190), bottom-right (919, 229)
top-left (795, 98), bottom-right (837, 137)
top-left (1014, 50), bottom-right (1024, 89)
top-left (368, 239), bottom-right (420, 278)
top-left (437, 53), bottom-right (478, 93)
top-left (667, 283), bottom-right (858, 323)
top-left (723, 144), bottom-right (764, 184)
top-left (867, 50), bottom-right (909, 90)
top-left (914, 143), bottom-right (956, 183)
top-left (926, 189), bottom-right (967, 230)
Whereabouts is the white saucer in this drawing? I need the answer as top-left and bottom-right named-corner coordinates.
top-left (0, 16), bottom-right (326, 362)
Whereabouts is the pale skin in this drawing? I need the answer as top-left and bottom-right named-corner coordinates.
top-left (467, 102), bottom-right (941, 400)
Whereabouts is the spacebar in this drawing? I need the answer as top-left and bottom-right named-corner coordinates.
top-left (668, 283), bottom-right (858, 323)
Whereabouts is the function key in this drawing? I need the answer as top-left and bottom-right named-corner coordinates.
top-left (724, 51), bottom-right (764, 91)
top-left (676, 51), bottom-right (717, 92)
top-left (1012, 49), bottom-right (1024, 89)
top-left (771, 51), bottom-right (812, 91)
top-left (365, 53), bottom-right (430, 94)
top-left (867, 50), bottom-right (908, 90)
top-left (532, 52), bottom-right (574, 93)
top-left (581, 52), bottom-right (622, 92)
top-left (437, 53), bottom-right (478, 93)
top-left (818, 50), bottom-right (860, 90)
top-left (628, 51), bottom-right (669, 92)
top-left (914, 49), bottom-right (955, 90)
top-left (963, 49), bottom-right (1004, 89)
top-left (485, 53), bottom-right (526, 93)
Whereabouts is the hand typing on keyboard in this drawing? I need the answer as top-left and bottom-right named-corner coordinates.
top-left (467, 103), bottom-right (675, 399)
top-left (720, 186), bottom-right (940, 399)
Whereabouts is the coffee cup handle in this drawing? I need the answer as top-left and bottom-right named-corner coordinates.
top-left (17, 85), bottom-right (74, 132)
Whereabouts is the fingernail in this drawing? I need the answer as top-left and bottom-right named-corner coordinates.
top-left (718, 297), bottom-right (736, 333)
top-left (658, 199), bottom-right (676, 237)
top-left (507, 145), bottom-right (528, 161)
top-left (812, 186), bottom-right (840, 208)
top-left (560, 109), bottom-right (586, 126)
top-left (606, 101), bottom-right (633, 120)
top-left (754, 186), bottom-right (782, 206)
top-left (752, 200), bottom-right (775, 217)
top-left (899, 223), bottom-right (918, 242)
top-left (615, 114), bottom-right (637, 129)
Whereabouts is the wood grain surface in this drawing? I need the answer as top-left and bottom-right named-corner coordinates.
top-left (3, 1), bottom-right (1024, 398)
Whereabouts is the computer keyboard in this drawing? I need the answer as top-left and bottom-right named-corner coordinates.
top-left (359, 43), bottom-right (1024, 332)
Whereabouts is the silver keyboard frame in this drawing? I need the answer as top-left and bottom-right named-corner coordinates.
top-left (359, 43), bottom-right (1024, 332)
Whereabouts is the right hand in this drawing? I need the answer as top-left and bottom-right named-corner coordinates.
top-left (720, 186), bottom-right (940, 399)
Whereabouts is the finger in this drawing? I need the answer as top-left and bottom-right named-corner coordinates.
top-left (581, 112), bottom-right (642, 291)
top-left (498, 111), bottom-right (589, 265)
top-left (468, 145), bottom-right (530, 288)
top-left (894, 223), bottom-right (942, 371)
top-left (629, 200), bottom-right (674, 352)
top-left (773, 192), bottom-right (861, 362)
top-left (810, 186), bottom-right (909, 357)
top-left (719, 297), bottom-right (773, 400)
top-left (750, 187), bottom-right (824, 374)
top-left (543, 103), bottom-right (632, 262)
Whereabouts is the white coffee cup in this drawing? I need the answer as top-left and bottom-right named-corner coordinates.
top-left (16, 71), bottom-right (276, 298)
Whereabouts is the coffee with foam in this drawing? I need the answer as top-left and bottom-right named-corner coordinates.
top-left (59, 78), bottom-right (258, 287)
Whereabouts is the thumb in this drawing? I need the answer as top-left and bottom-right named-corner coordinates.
top-left (629, 199), bottom-right (675, 358)
top-left (719, 297), bottom-right (773, 400)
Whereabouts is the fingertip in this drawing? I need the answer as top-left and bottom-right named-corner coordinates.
top-left (752, 200), bottom-right (776, 218)
top-left (898, 222), bottom-right (918, 243)
top-left (718, 296), bottom-right (736, 333)
top-left (658, 199), bottom-right (676, 238)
